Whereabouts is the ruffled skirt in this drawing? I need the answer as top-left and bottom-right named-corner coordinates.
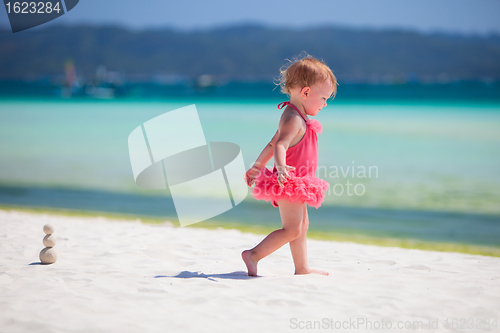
top-left (251, 168), bottom-right (329, 209)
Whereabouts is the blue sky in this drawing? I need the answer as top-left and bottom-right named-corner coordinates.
top-left (1, 0), bottom-right (500, 34)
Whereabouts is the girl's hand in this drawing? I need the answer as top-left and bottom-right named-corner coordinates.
top-left (276, 165), bottom-right (295, 187)
top-left (244, 165), bottom-right (261, 187)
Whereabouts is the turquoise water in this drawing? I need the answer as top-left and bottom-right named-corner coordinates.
top-left (1, 97), bottom-right (499, 213)
top-left (0, 96), bottom-right (499, 245)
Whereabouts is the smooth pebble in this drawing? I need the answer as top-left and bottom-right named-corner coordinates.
top-left (43, 224), bottom-right (54, 235)
top-left (39, 247), bottom-right (58, 264)
top-left (43, 234), bottom-right (56, 248)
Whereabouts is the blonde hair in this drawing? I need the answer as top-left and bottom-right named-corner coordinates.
top-left (276, 53), bottom-right (338, 99)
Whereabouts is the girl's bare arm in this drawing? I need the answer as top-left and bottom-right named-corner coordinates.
top-left (244, 130), bottom-right (279, 186)
top-left (245, 112), bottom-right (301, 186)
top-left (252, 130), bottom-right (279, 170)
top-left (274, 113), bottom-right (302, 186)
top-left (274, 113), bottom-right (302, 168)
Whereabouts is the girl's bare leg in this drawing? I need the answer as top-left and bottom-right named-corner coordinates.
top-left (289, 205), bottom-right (329, 276)
top-left (242, 199), bottom-right (304, 276)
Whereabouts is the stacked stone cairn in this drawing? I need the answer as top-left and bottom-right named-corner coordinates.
top-left (39, 224), bottom-right (58, 264)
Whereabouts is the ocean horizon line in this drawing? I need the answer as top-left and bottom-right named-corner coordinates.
top-left (1, 80), bottom-right (500, 101)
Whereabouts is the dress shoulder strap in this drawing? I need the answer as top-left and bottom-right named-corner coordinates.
top-left (277, 101), bottom-right (308, 122)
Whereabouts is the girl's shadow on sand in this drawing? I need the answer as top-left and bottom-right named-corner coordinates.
top-left (155, 271), bottom-right (259, 281)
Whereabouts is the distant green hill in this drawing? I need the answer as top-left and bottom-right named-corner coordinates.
top-left (1, 24), bottom-right (499, 81)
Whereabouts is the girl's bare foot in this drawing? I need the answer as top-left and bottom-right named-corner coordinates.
top-left (242, 250), bottom-right (258, 276)
top-left (295, 268), bottom-right (329, 276)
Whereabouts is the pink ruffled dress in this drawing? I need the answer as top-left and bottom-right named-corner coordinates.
top-left (251, 101), bottom-right (329, 209)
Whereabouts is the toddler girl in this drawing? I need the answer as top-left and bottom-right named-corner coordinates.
top-left (242, 55), bottom-right (337, 276)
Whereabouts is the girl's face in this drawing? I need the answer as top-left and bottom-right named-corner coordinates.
top-left (301, 79), bottom-right (335, 116)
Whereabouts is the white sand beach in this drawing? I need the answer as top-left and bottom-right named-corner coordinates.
top-left (0, 209), bottom-right (499, 332)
